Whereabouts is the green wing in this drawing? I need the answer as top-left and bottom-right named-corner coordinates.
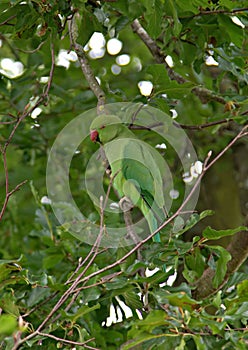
top-left (104, 137), bottom-right (165, 242)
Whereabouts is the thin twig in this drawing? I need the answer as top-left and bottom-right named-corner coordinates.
top-left (43, 42), bottom-right (55, 101)
top-left (0, 120), bottom-right (17, 125)
top-left (173, 118), bottom-right (234, 130)
top-left (184, 7), bottom-right (248, 18)
top-left (204, 125), bottom-right (248, 171)
top-left (129, 117), bottom-right (234, 131)
top-left (21, 292), bottom-right (59, 318)
top-left (0, 39), bottom-right (55, 222)
top-left (0, 149), bottom-right (27, 221)
top-left (72, 271), bottom-right (123, 294)
top-left (13, 171), bottom-right (118, 348)
top-left (0, 15), bottom-right (16, 27)
top-left (17, 193), bottom-right (111, 344)
top-left (17, 41), bottom-right (46, 54)
top-left (36, 332), bottom-right (96, 347)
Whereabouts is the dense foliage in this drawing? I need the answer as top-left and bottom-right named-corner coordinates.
top-left (0, 1), bottom-right (248, 349)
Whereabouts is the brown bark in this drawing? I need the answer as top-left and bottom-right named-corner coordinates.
top-left (192, 230), bottom-right (248, 300)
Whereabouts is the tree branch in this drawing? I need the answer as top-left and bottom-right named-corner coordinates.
top-left (68, 16), bottom-right (105, 112)
top-left (13, 180), bottom-right (115, 348)
top-left (0, 40), bottom-right (55, 222)
top-left (131, 19), bottom-right (185, 85)
top-left (130, 117), bottom-right (234, 131)
top-left (131, 19), bottom-right (227, 105)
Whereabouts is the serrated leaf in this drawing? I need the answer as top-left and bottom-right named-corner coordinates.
top-left (225, 301), bottom-right (248, 321)
top-left (115, 16), bottom-right (130, 33)
top-left (72, 303), bottom-right (101, 322)
top-left (183, 266), bottom-right (198, 283)
top-left (203, 226), bottom-right (247, 240)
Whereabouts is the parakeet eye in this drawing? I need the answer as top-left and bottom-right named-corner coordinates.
top-left (100, 125), bottom-right (106, 129)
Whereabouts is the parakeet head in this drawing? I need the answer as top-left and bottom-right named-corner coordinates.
top-left (90, 115), bottom-right (124, 144)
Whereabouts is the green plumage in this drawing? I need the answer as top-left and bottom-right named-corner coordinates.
top-left (90, 115), bottom-right (166, 243)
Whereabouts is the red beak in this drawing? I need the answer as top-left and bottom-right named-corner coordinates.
top-left (90, 129), bottom-right (99, 142)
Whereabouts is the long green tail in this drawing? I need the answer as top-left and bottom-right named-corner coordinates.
top-left (144, 207), bottom-right (166, 272)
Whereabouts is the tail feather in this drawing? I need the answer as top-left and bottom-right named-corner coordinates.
top-left (145, 207), bottom-right (166, 272)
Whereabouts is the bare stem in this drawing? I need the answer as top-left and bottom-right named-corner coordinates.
top-left (36, 333), bottom-right (96, 347)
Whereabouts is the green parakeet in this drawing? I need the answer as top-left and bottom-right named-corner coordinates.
top-left (90, 115), bottom-right (167, 243)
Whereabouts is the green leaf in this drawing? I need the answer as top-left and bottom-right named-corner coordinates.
top-left (128, 310), bottom-right (166, 336)
top-left (42, 253), bottom-right (64, 269)
top-left (237, 280), bottom-right (248, 300)
top-left (224, 301), bottom-right (248, 321)
top-left (193, 335), bottom-right (207, 350)
top-left (78, 9), bottom-right (102, 46)
top-left (0, 258), bottom-right (22, 289)
top-left (211, 246), bottom-right (232, 288)
top-left (123, 290), bottom-right (143, 310)
top-left (177, 210), bottom-right (214, 235)
top-left (71, 303), bottom-right (101, 322)
top-left (0, 315), bottom-right (17, 336)
top-left (146, 64), bottom-right (194, 98)
top-left (219, 0), bottom-right (236, 10)
top-left (105, 276), bottom-right (127, 290)
top-left (120, 333), bottom-right (166, 350)
top-left (218, 15), bottom-right (244, 48)
top-left (203, 226), bottom-right (247, 240)
top-left (0, 256), bottom-right (22, 265)
top-left (143, 0), bottom-right (163, 39)
top-left (167, 0), bottom-right (182, 36)
top-left (185, 247), bottom-right (206, 278)
top-left (154, 290), bottom-right (199, 311)
top-left (0, 294), bottom-right (19, 316)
